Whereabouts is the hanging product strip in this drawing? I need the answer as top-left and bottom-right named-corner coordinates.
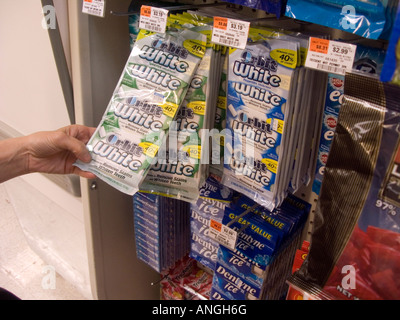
top-left (288, 73), bottom-right (400, 301)
top-left (79, 0), bottom-right (400, 300)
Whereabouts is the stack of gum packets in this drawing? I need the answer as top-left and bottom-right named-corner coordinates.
top-left (210, 192), bottom-right (310, 300)
top-left (222, 26), bottom-right (328, 211)
top-left (189, 175), bottom-right (234, 270)
top-left (133, 191), bottom-right (190, 273)
top-left (74, 27), bottom-right (207, 196)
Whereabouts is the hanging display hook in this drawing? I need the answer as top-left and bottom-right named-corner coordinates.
top-left (110, 2), bottom-right (227, 16)
top-left (226, 203), bottom-right (259, 228)
top-left (150, 273), bottom-right (169, 286)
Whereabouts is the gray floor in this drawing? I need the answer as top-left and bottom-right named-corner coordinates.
top-left (0, 183), bottom-right (87, 300)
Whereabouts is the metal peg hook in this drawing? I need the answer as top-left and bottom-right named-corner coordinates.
top-left (226, 203), bottom-right (259, 227)
top-left (90, 181), bottom-right (97, 190)
top-left (151, 273), bottom-right (169, 286)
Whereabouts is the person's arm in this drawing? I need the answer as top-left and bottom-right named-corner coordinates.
top-left (0, 135), bottom-right (29, 183)
top-left (0, 125), bottom-right (96, 183)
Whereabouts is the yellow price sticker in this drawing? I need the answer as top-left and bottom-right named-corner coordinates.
top-left (270, 49), bottom-right (297, 69)
top-left (187, 101), bottom-right (206, 115)
top-left (139, 142), bottom-right (159, 158)
top-left (262, 158), bottom-right (279, 174)
top-left (216, 96), bottom-right (227, 110)
top-left (274, 119), bottom-right (284, 134)
top-left (162, 102), bottom-right (179, 118)
top-left (182, 145), bottom-right (202, 159)
top-left (183, 39), bottom-right (206, 58)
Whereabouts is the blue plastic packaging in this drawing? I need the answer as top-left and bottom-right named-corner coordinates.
top-left (285, 0), bottom-right (396, 40)
top-left (222, 0), bottom-right (285, 18)
top-left (381, 5), bottom-right (400, 84)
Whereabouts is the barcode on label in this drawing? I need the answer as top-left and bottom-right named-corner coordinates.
top-left (215, 235), bottom-right (231, 247)
top-left (209, 229), bottom-right (231, 247)
top-left (218, 36), bottom-right (239, 46)
top-left (223, 227), bottom-right (236, 237)
top-left (316, 63), bottom-right (345, 74)
top-left (87, 8), bottom-right (100, 15)
top-left (143, 23), bottom-right (162, 33)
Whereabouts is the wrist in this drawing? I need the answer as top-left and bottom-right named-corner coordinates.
top-left (0, 136), bottom-right (30, 183)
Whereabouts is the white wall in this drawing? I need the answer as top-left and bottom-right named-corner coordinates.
top-left (0, 0), bottom-right (71, 136)
top-left (0, 0), bottom-right (92, 299)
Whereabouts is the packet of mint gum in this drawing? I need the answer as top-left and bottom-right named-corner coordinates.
top-left (74, 28), bottom-right (207, 195)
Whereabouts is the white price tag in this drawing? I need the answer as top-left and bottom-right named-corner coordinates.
top-left (208, 219), bottom-right (238, 251)
top-left (305, 37), bottom-right (357, 75)
top-left (211, 17), bottom-right (250, 49)
top-left (82, 0), bottom-right (106, 18)
top-left (139, 6), bottom-right (168, 34)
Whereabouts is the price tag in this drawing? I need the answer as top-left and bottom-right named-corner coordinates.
top-left (208, 219), bottom-right (238, 251)
top-left (211, 17), bottom-right (250, 49)
top-left (82, 0), bottom-right (106, 18)
top-left (305, 37), bottom-right (357, 75)
top-left (139, 6), bottom-right (168, 33)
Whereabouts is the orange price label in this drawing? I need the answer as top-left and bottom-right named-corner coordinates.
top-left (82, 0), bottom-right (105, 17)
top-left (309, 38), bottom-right (329, 54)
top-left (210, 219), bottom-right (222, 232)
top-left (140, 5), bottom-right (152, 17)
top-left (213, 17), bottom-right (228, 30)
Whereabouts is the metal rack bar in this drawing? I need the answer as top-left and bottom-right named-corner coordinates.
top-left (110, 1), bottom-right (227, 16)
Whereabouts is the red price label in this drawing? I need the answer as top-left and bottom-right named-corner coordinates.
top-left (140, 5), bottom-right (152, 17)
top-left (210, 219), bottom-right (222, 232)
top-left (214, 17), bottom-right (228, 30)
top-left (309, 38), bottom-right (329, 54)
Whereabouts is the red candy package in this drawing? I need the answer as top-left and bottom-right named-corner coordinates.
top-left (160, 255), bottom-right (213, 300)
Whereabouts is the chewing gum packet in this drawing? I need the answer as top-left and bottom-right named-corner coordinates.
top-left (141, 14), bottom-right (224, 202)
top-left (211, 192), bottom-right (310, 300)
top-left (211, 261), bottom-right (263, 300)
top-left (160, 255), bottom-right (213, 300)
top-left (289, 73), bottom-right (400, 300)
top-left (222, 37), bottom-right (298, 210)
top-left (74, 28), bottom-right (206, 195)
top-left (141, 24), bottom-right (214, 202)
top-left (189, 175), bottom-right (234, 270)
top-left (210, 48), bottom-right (228, 177)
top-left (134, 191), bottom-right (191, 273)
top-left (313, 45), bottom-right (387, 195)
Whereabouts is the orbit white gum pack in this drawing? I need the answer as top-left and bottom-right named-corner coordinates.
top-left (241, 27), bottom-right (330, 203)
top-left (245, 27), bottom-right (316, 206)
top-left (140, 24), bottom-right (214, 202)
top-left (140, 16), bottom-right (224, 203)
top-left (222, 36), bottom-right (299, 210)
top-left (74, 28), bottom-right (206, 195)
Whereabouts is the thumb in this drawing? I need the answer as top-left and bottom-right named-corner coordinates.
top-left (56, 132), bottom-right (92, 163)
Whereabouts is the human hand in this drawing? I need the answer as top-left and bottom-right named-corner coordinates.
top-left (25, 125), bottom-right (96, 179)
